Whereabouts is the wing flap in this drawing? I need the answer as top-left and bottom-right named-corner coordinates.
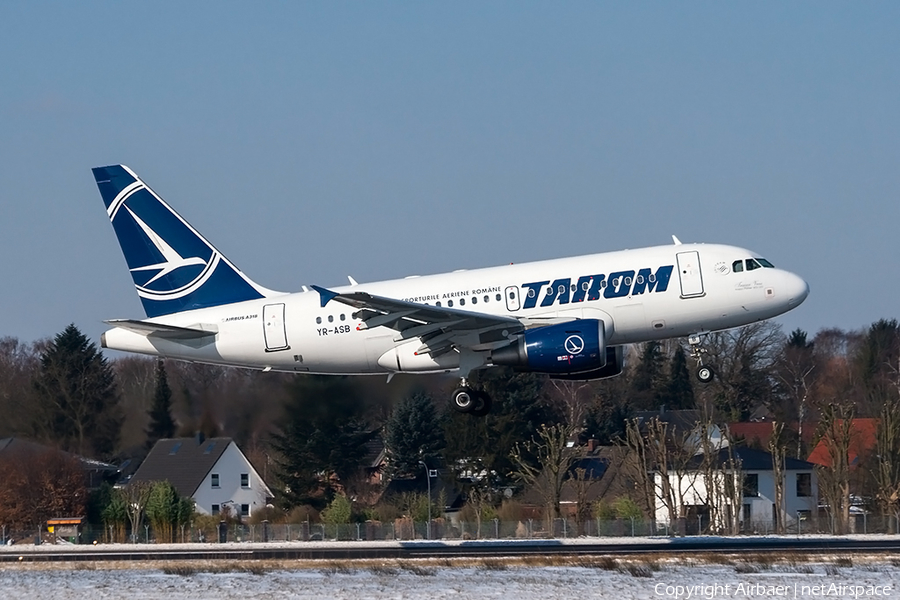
top-left (311, 285), bottom-right (523, 353)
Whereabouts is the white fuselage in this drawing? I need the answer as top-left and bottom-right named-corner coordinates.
top-left (101, 242), bottom-right (809, 375)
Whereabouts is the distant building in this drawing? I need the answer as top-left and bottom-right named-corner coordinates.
top-left (653, 446), bottom-right (817, 532)
top-left (130, 436), bottom-right (273, 518)
top-left (806, 418), bottom-right (878, 468)
top-left (0, 437), bottom-right (119, 489)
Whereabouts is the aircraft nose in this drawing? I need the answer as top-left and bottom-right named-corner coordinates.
top-left (786, 272), bottom-right (810, 307)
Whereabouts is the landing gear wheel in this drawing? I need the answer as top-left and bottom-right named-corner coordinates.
top-left (451, 387), bottom-right (475, 413)
top-left (470, 391), bottom-right (493, 417)
top-left (697, 365), bottom-right (714, 383)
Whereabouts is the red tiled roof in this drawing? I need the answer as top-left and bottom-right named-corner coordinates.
top-left (806, 418), bottom-right (878, 468)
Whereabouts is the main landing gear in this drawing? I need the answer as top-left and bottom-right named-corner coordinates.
top-left (688, 332), bottom-right (715, 384)
top-left (451, 379), bottom-right (493, 417)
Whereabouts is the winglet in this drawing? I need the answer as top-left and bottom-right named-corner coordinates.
top-left (311, 285), bottom-right (340, 308)
top-left (672, 235), bottom-right (682, 246)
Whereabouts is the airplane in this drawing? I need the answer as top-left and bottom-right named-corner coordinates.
top-left (92, 165), bottom-right (809, 416)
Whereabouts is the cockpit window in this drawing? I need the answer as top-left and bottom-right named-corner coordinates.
top-left (746, 258), bottom-right (762, 271)
top-left (732, 260), bottom-right (744, 273)
top-left (756, 258), bottom-right (774, 268)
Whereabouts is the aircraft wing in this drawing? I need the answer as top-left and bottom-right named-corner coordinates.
top-left (311, 285), bottom-right (523, 357)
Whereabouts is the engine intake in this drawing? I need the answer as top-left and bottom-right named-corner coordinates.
top-left (492, 319), bottom-right (607, 375)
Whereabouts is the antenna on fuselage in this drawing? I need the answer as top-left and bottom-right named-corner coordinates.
top-left (672, 235), bottom-right (682, 245)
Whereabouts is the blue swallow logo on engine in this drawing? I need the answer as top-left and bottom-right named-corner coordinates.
top-left (564, 335), bottom-right (585, 355)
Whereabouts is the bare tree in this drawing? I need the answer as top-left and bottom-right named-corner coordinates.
top-left (768, 422), bottom-right (787, 533)
top-left (621, 417), bottom-right (655, 522)
top-left (815, 403), bottom-right (855, 534)
top-left (123, 481), bottom-right (153, 543)
top-left (510, 423), bottom-right (577, 525)
top-left (873, 397), bottom-right (900, 523)
top-left (700, 322), bottom-right (784, 420)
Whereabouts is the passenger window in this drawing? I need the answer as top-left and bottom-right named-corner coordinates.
top-left (746, 259), bottom-right (761, 271)
top-left (471, 296), bottom-right (477, 304)
top-left (649, 274), bottom-right (656, 283)
top-left (460, 298), bottom-right (465, 306)
top-left (340, 314), bottom-right (345, 321)
top-left (436, 301), bottom-right (441, 307)
top-left (484, 295), bottom-right (489, 303)
top-left (570, 284), bottom-right (577, 292)
top-left (600, 280), bottom-right (607, 288)
top-left (624, 277), bottom-right (632, 286)
top-left (582, 281), bottom-right (589, 291)
top-left (732, 260), bottom-right (744, 273)
top-left (527, 289), bottom-right (535, 298)
top-left (558, 285), bottom-right (566, 294)
top-left (448, 300), bottom-right (454, 307)
top-left (636, 275), bottom-right (644, 285)
top-left (496, 293), bottom-right (502, 301)
top-left (328, 315), bottom-right (334, 323)
top-left (316, 317), bottom-right (322, 324)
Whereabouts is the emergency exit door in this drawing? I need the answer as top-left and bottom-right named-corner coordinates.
top-left (676, 251), bottom-right (705, 298)
top-left (263, 303), bottom-right (290, 352)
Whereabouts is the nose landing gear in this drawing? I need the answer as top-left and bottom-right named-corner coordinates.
top-left (688, 332), bottom-right (715, 383)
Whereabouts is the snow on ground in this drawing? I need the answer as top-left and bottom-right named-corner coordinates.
top-left (1, 555), bottom-right (899, 600)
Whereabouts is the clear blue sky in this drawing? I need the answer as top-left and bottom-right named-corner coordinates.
top-left (1, 2), bottom-right (898, 346)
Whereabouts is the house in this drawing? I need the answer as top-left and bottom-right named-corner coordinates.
top-left (129, 436), bottom-right (273, 518)
top-left (0, 437), bottom-right (119, 489)
top-left (806, 418), bottom-right (878, 468)
top-left (633, 409), bottom-right (728, 452)
top-left (653, 446), bottom-right (818, 532)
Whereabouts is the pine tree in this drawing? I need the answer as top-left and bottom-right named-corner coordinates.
top-left (270, 376), bottom-right (374, 508)
top-left (384, 391), bottom-right (445, 479)
top-left (630, 341), bottom-right (667, 410)
top-left (443, 367), bottom-right (557, 490)
top-left (660, 345), bottom-right (695, 410)
top-left (146, 360), bottom-right (176, 448)
top-left (33, 324), bottom-right (121, 457)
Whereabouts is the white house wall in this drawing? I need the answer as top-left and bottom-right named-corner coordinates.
top-left (654, 469), bottom-right (817, 530)
top-left (192, 442), bottom-right (272, 518)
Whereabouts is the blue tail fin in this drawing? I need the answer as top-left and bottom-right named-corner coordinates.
top-left (93, 165), bottom-right (277, 318)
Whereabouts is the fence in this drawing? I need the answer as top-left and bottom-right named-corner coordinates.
top-left (3, 515), bottom-right (899, 545)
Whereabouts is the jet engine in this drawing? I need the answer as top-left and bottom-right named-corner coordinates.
top-left (549, 345), bottom-right (624, 380)
top-left (491, 319), bottom-right (609, 376)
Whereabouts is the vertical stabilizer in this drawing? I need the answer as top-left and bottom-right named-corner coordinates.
top-left (92, 165), bottom-right (279, 318)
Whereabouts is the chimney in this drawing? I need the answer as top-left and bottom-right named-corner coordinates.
top-left (196, 431), bottom-right (205, 445)
top-left (587, 438), bottom-right (598, 452)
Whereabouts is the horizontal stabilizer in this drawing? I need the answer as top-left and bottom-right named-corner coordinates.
top-left (104, 319), bottom-right (218, 340)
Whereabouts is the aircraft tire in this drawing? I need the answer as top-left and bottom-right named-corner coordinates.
top-left (451, 388), bottom-right (475, 413)
top-left (697, 365), bottom-right (714, 383)
top-left (470, 391), bottom-right (493, 417)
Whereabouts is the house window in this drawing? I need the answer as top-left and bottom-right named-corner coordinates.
top-left (797, 473), bottom-right (812, 497)
top-left (241, 504), bottom-right (250, 517)
top-left (241, 473), bottom-right (249, 488)
top-left (743, 473), bottom-right (759, 497)
top-left (211, 504), bottom-right (220, 516)
top-left (211, 473), bottom-right (220, 489)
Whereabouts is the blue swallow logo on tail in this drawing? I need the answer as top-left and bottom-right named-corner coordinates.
top-left (93, 165), bottom-right (279, 318)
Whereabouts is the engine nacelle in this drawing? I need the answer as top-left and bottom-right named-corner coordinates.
top-left (492, 319), bottom-right (606, 375)
top-left (550, 345), bottom-right (624, 380)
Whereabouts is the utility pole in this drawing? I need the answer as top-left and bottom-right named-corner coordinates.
top-left (419, 460), bottom-right (432, 540)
